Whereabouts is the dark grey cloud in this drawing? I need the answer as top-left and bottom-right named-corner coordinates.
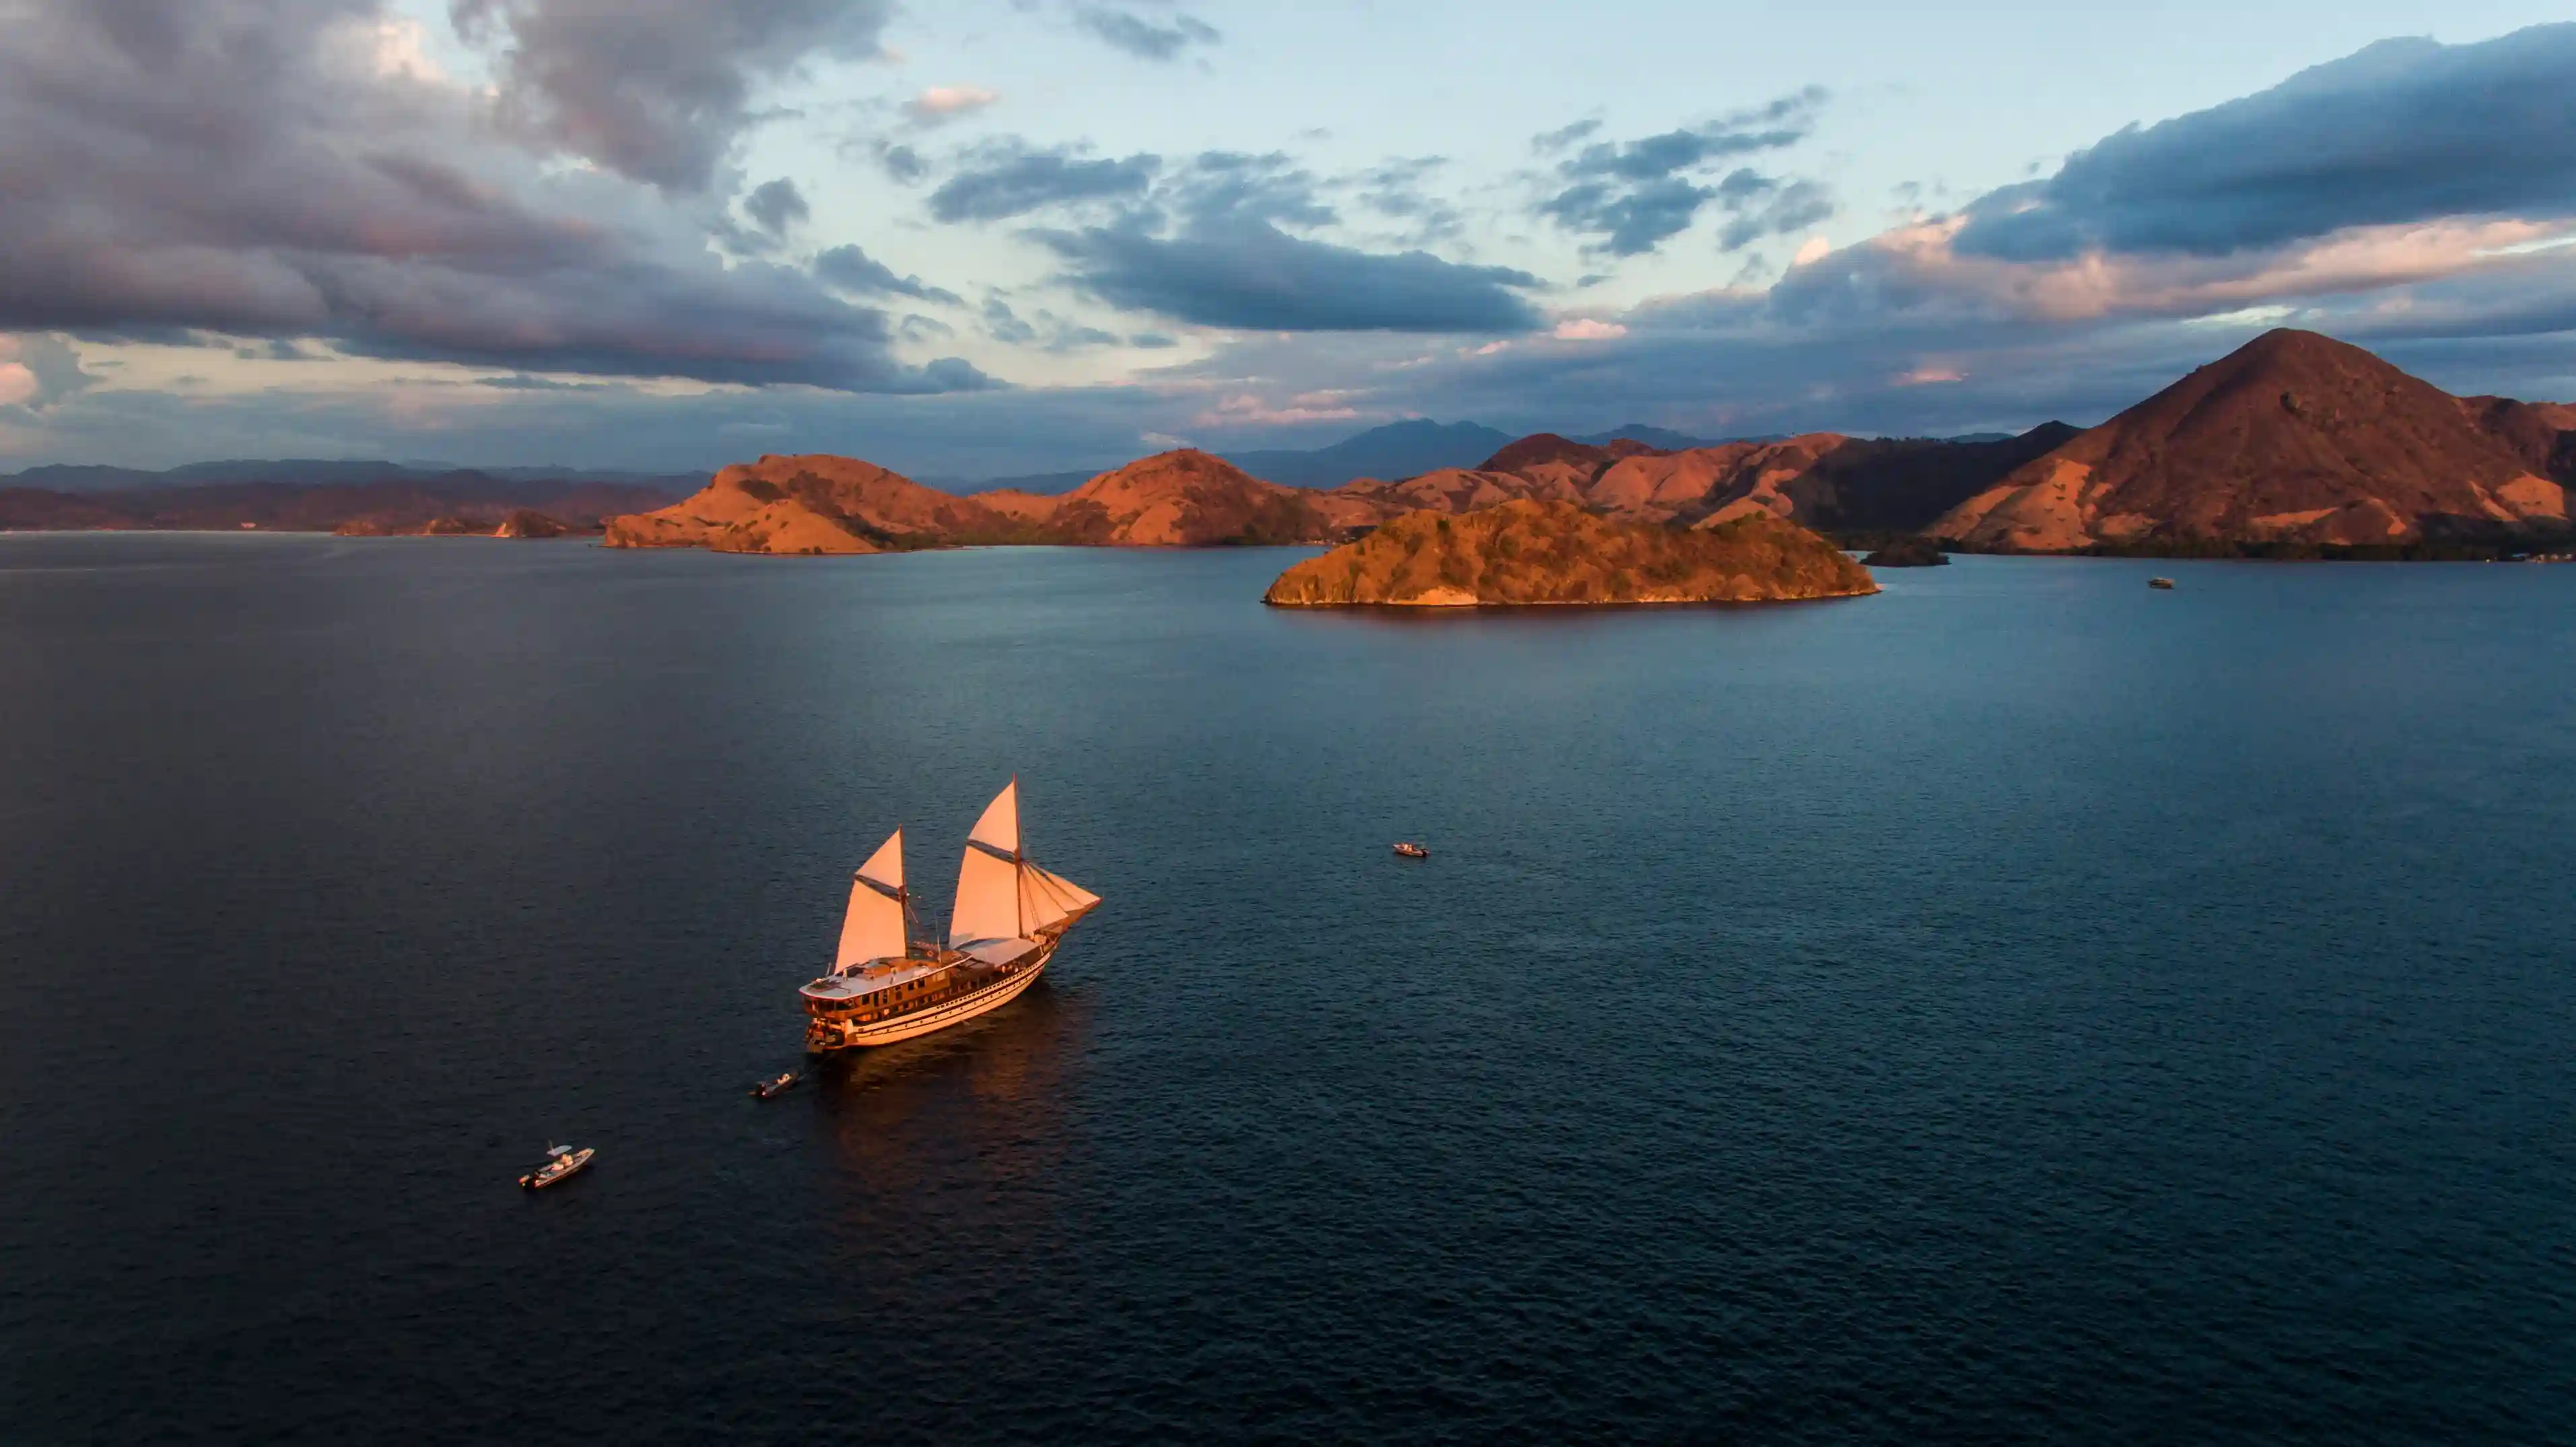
top-left (451, 0), bottom-right (892, 192)
top-left (1074, 7), bottom-right (1219, 61)
top-left (1538, 88), bottom-right (1829, 256)
top-left (1532, 119), bottom-right (1602, 154)
top-left (981, 298), bottom-right (1124, 351)
top-left (745, 178), bottom-right (811, 236)
top-left (876, 142), bottom-right (930, 184)
top-left (0, 0), bottom-right (982, 392)
top-left (813, 245), bottom-right (964, 306)
top-left (928, 143), bottom-right (1161, 223)
top-left (1714, 175), bottom-right (1835, 251)
top-left (1040, 220), bottom-right (1543, 333)
top-left (1167, 152), bottom-right (1334, 229)
top-left (982, 298), bottom-right (1040, 345)
top-left (1955, 24), bottom-right (2576, 261)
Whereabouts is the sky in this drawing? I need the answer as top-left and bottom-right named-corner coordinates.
top-left (3, 0), bottom-right (2574, 477)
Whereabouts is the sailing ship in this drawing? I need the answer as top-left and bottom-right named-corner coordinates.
top-left (801, 779), bottom-right (1099, 1052)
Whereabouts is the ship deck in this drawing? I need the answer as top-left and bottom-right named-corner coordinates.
top-left (801, 937), bottom-right (1045, 1006)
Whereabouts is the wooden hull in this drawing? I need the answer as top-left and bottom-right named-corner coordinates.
top-left (805, 937), bottom-right (1060, 1052)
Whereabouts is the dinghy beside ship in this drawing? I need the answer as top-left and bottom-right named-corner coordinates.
top-left (801, 780), bottom-right (1099, 1052)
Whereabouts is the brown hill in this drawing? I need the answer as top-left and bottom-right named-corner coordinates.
top-left (1320, 425), bottom-right (2069, 538)
top-left (601, 448), bottom-right (1345, 553)
top-left (1262, 498), bottom-right (1878, 607)
top-left (493, 509), bottom-right (571, 539)
top-left (1933, 330), bottom-right (2574, 551)
top-left (1479, 432), bottom-right (1618, 475)
top-left (1043, 450), bottom-right (1338, 545)
top-left (603, 455), bottom-right (1036, 555)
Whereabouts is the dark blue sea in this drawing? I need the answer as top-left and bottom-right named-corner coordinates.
top-left (3, 533), bottom-right (2572, 1444)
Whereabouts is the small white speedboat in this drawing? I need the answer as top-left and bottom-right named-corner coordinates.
top-left (750, 1071), bottom-right (801, 1100)
top-left (518, 1144), bottom-right (595, 1190)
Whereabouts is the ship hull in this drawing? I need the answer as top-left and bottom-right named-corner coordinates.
top-left (805, 937), bottom-right (1060, 1052)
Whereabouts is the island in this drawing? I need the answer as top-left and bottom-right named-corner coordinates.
top-left (1860, 535), bottom-right (1950, 567)
top-left (1261, 498), bottom-right (1878, 607)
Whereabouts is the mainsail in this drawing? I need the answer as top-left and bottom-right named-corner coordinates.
top-left (836, 830), bottom-right (909, 970)
top-left (948, 779), bottom-right (1098, 948)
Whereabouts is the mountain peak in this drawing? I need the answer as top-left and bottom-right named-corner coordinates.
top-left (1479, 433), bottom-right (1613, 474)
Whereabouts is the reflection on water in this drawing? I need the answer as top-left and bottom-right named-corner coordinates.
top-left (808, 980), bottom-right (1089, 1247)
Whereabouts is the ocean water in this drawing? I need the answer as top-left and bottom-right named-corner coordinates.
top-left (2, 533), bottom-right (2572, 1444)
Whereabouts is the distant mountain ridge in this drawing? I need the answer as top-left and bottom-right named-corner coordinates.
top-left (937, 421), bottom-right (1756, 496)
top-left (1, 458), bottom-right (699, 496)
top-left (0, 472), bottom-right (688, 534)
top-left (15, 332), bottom-right (2571, 556)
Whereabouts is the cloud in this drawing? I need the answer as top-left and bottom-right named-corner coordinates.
top-left (1552, 318), bottom-right (1627, 341)
top-left (0, 0), bottom-right (980, 392)
top-left (904, 85), bottom-right (1001, 124)
top-left (927, 141), bottom-right (1161, 222)
top-left (0, 333), bottom-right (100, 413)
top-left (980, 297), bottom-right (1126, 351)
top-left (1346, 158), bottom-right (1461, 242)
top-left (1715, 176), bottom-right (1834, 251)
top-left (813, 244), bottom-right (964, 305)
top-left (744, 178), bottom-right (810, 236)
top-left (1955, 24), bottom-right (2576, 262)
top-left (982, 298), bottom-right (1040, 345)
top-left (873, 141), bottom-right (930, 184)
top-left (452, 0), bottom-right (893, 192)
top-left (1073, 7), bottom-right (1219, 61)
top-left (1537, 88), bottom-right (1829, 256)
top-left (1040, 219), bottom-right (1544, 332)
top-left (1193, 391), bottom-right (1363, 428)
top-left (1532, 119), bottom-right (1602, 154)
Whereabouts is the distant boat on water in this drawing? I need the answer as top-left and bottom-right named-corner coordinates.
top-left (2149, 577), bottom-right (2176, 590)
top-left (518, 1144), bottom-right (593, 1190)
top-left (801, 780), bottom-right (1099, 1051)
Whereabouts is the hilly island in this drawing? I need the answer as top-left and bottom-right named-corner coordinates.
top-left (1261, 500), bottom-right (1878, 607)
top-left (590, 331), bottom-right (2575, 563)
top-left (7, 331), bottom-right (2571, 564)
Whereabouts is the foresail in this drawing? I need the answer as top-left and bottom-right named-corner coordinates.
top-left (950, 843), bottom-right (1022, 947)
top-left (836, 873), bottom-right (908, 970)
top-left (1018, 862), bottom-right (1099, 933)
top-left (967, 779), bottom-right (1019, 856)
top-left (857, 828), bottom-right (904, 892)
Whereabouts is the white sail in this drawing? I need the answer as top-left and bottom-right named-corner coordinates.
top-left (950, 842), bottom-right (1022, 947)
top-left (967, 779), bottom-right (1019, 856)
top-left (857, 829), bottom-right (904, 891)
top-left (836, 830), bottom-right (908, 970)
top-left (1018, 862), bottom-right (1099, 933)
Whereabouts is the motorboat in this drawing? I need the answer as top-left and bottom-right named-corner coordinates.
top-left (2148, 577), bottom-right (2175, 590)
top-left (750, 1071), bottom-right (801, 1100)
top-left (518, 1144), bottom-right (595, 1190)
top-left (1392, 842), bottom-right (1429, 859)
